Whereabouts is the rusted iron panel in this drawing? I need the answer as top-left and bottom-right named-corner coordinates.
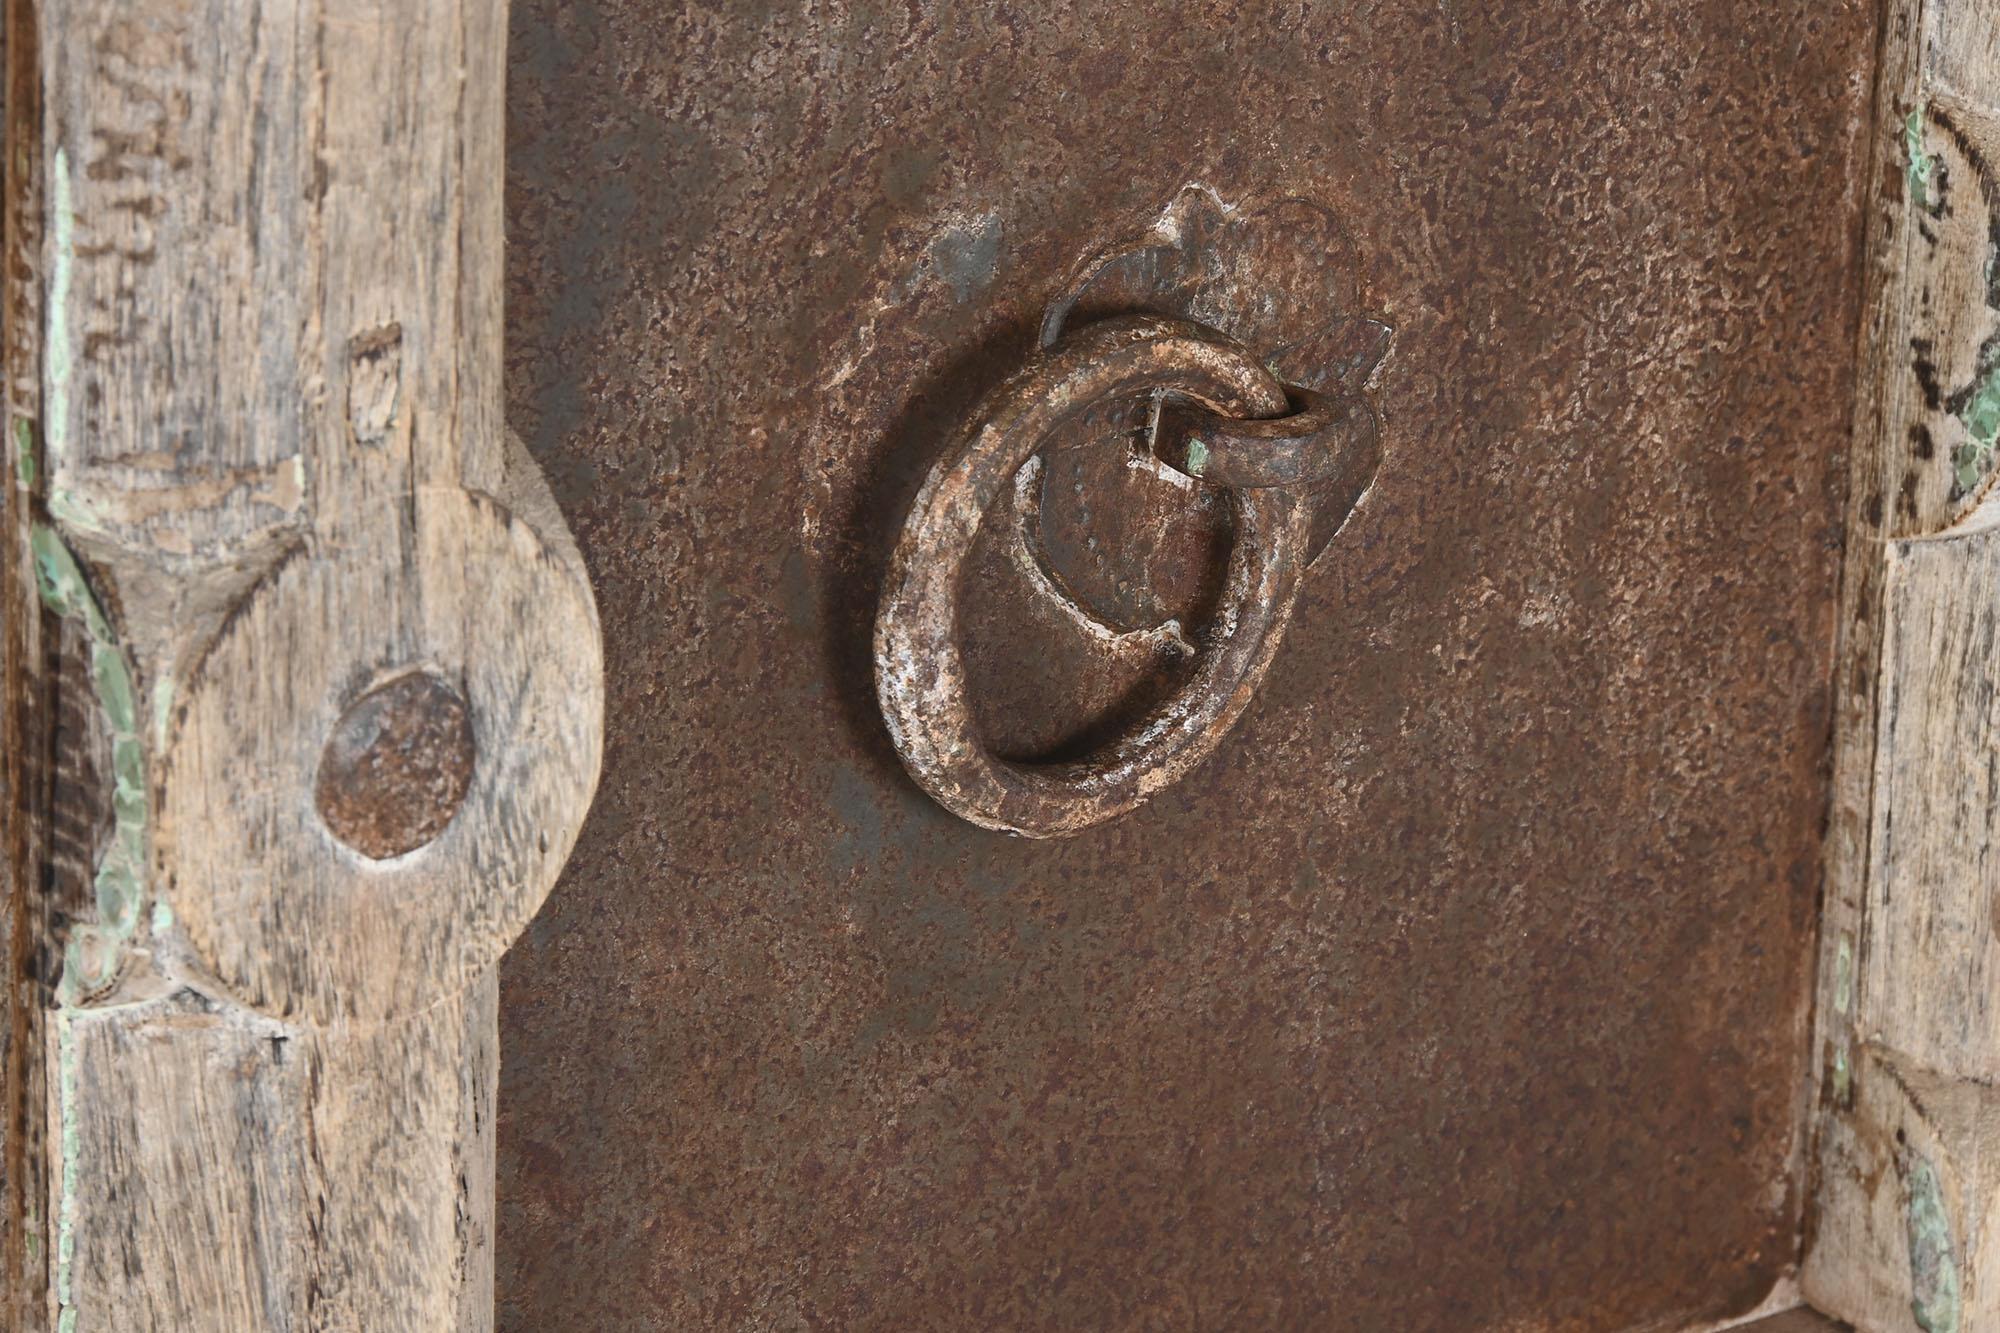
top-left (499, 1), bottom-right (1877, 1328)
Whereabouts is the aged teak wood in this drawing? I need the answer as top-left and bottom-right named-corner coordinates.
top-left (2, 1), bottom-right (601, 1329)
top-left (1803, 0), bottom-right (2000, 1330)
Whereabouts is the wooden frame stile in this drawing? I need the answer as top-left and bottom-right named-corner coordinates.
top-left (1802, 0), bottom-right (2000, 1329)
top-left (3, 0), bottom-right (48, 1326)
top-left (0, 2), bottom-right (603, 1329)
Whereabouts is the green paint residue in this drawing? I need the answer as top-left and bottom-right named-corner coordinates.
top-left (30, 525), bottom-right (108, 639)
top-left (1908, 1153), bottom-right (1962, 1333)
top-left (1185, 438), bottom-right (1210, 477)
top-left (31, 524), bottom-right (149, 1000)
top-left (46, 149), bottom-right (73, 473)
top-left (1832, 1042), bottom-right (1851, 1103)
top-left (12, 418), bottom-right (35, 490)
top-left (39, 147), bottom-right (89, 1333)
top-left (35, 524), bottom-right (155, 1332)
top-left (1908, 104), bottom-right (1936, 212)
top-left (1953, 364), bottom-right (2000, 493)
top-left (47, 487), bottom-right (105, 535)
top-left (1835, 933), bottom-right (1854, 1014)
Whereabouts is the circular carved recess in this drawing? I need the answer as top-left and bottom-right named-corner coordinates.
top-left (314, 670), bottom-right (477, 860)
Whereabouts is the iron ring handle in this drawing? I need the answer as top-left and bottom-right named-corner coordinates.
top-left (874, 312), bottom-right (1360, 838)
top-left (1156, 386), bottom-right (1380, 490)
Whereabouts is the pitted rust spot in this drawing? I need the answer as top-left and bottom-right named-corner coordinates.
top-left (314, 671), bottom-right (473, 860)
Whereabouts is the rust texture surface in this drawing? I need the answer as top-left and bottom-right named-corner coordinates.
top-left (313, 671), bottom-right (477, 861)
top-left (498, 2), bottom-right (1878, 1328)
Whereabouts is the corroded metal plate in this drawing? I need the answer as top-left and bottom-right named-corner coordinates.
top-left (498, 1), bottom-right (1877, 1327)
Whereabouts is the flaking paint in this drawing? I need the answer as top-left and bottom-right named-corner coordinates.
top-left (13, 417), bottom-right (34, 489)
top-left (1908, 103), bottom-right (1936, 212)
top-left (32, 523), bottom-right (154, 1330)
top-left (29, 525), bottom-right (150, 998)
top-left (45, 149), bottom-right (71, 472)
top-left (1952, 365), bottom-right (2000, 492)
top-left (1906, 1153), bottom-right (1962, 1333)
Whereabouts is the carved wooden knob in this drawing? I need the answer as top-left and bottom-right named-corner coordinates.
top-left (155, 489), bottom-right (603, 1024)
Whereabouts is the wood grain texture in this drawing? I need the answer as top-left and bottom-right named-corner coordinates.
top-left (1883, 90), bottom-right (2000, 525)
top-left (1804, 5), bottom-right (2000, 1325)
top-left (2, 0), bottom-right (54, 1324)
top-left (1737, 1310), bottom-right (1852, 1333)
top-left (158, 486), bottom-right (600, 1023)
top-left (1808, 512), bottom-right (2000, 1331)
top-left (1861, 522), bottom-right (2000, 1079)
top-left (39, 0), bottom-right (311, 564)
top-left (1829, 10), bottom-right (2000, 542)
top-left (1826, 510), bottom-right (2000, 1333)
top-left (1812, 1042), bottom-right (2000, 1332)
top-left (54, 977), bottom-right (497, 1331)
top-left (9, 0), bottom-right (602, 1327)
top-left (1927, 0), bottom-right (2000, 109)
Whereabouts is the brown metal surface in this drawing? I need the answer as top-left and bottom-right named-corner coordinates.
top-left (313, 670), bottom-right (476, 861)
top-left (499, 1), bottom-right (1878, 1328)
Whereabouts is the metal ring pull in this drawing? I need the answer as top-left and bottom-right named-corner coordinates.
top-left (1157, 386), bottom-right (1379, 490)
top-left (873, 312), bottom-right (1376, 837)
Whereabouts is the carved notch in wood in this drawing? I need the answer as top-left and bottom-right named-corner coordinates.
top-left (3, 2), bottom-right (603, 1329)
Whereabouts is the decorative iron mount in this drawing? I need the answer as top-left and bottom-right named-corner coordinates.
top-left (875, 313), bottom-right (1378, 836)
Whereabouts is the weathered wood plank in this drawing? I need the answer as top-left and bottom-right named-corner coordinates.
top-left (39, 0), bottom-right (311, 564)
top-left (9, 1), bottom-right (602, 1327)
top-left (1926, 0), bottom-right (2000, 111)
top-left (1874, 90), bottom-right (2000, 530)
top-left (55, 977), bottom-right (498, 1331)
top-left (1808, 514), bottom-right (2000, 1331)
top-left (1861, 522), bottom-right (2000, 1078)
top-left (1801, 0), bottom-right (1932, 1323)
top-left (1801, 2), bottom-right (2000, 1329)
top-left (2, 0), bottom-right (52, 1325)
